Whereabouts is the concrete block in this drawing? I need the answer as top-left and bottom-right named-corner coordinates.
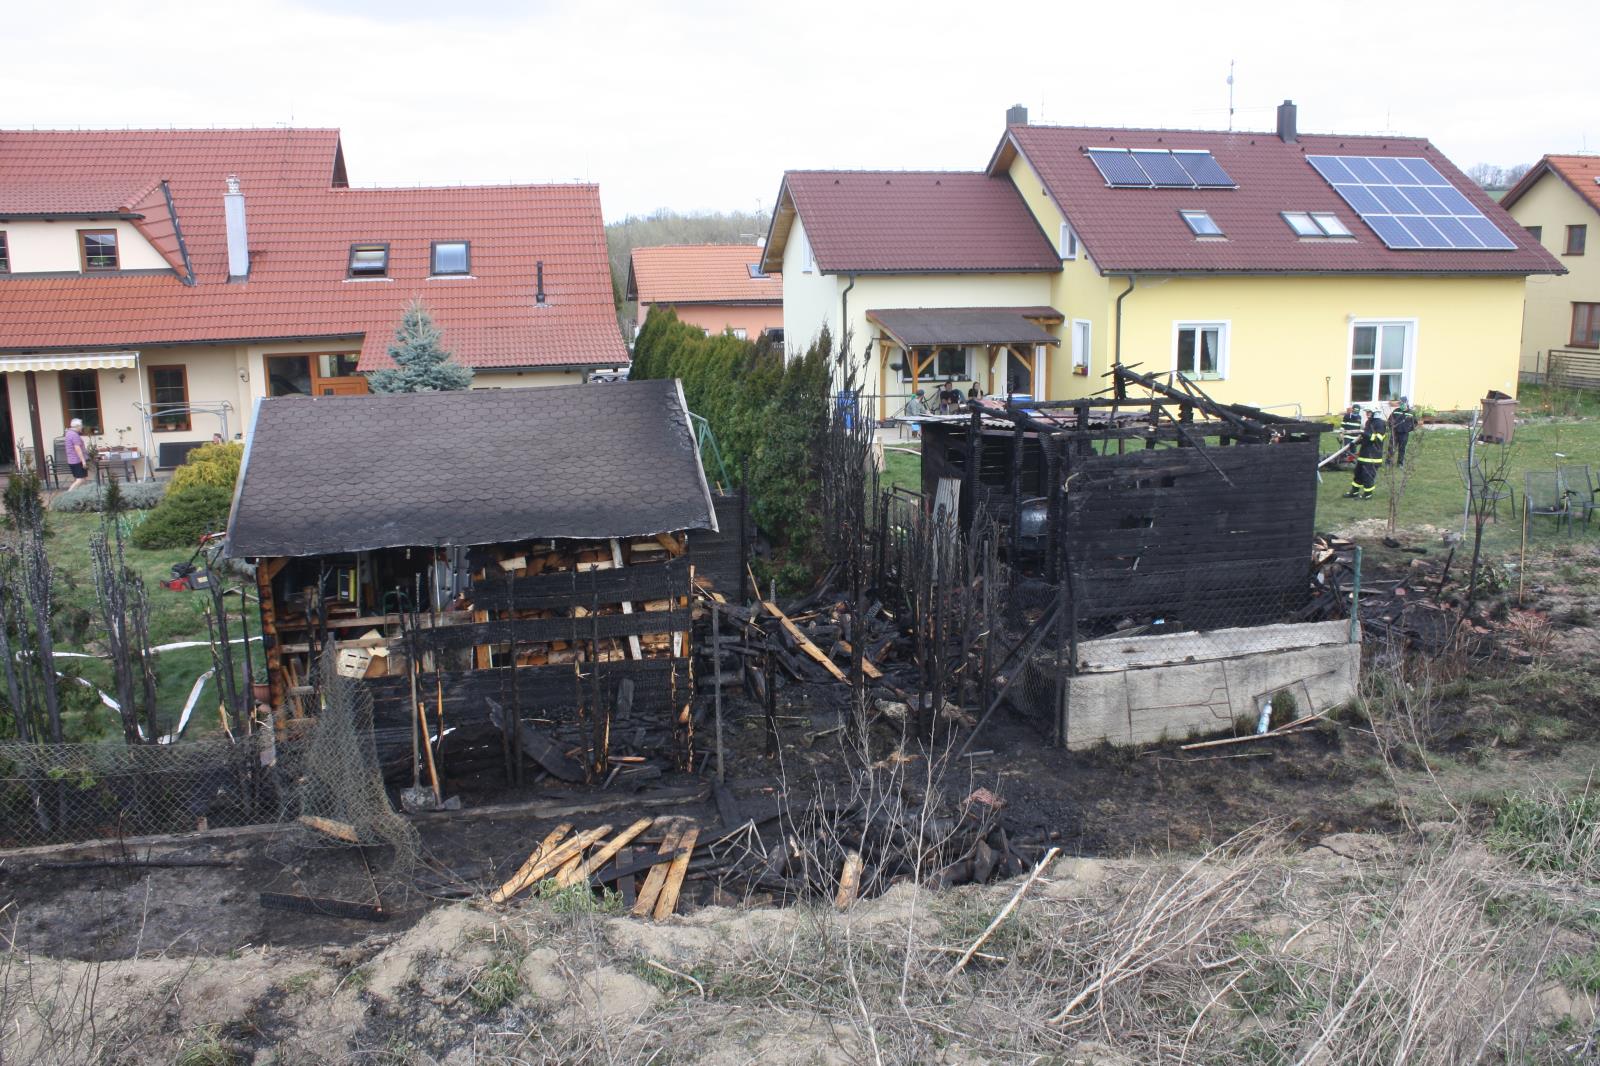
top-left (1057, 622), bottom-right (1360, 750)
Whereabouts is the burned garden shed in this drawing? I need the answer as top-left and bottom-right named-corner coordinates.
top-left (226, 380), bottom-right (718, 781)
top-left (920, 365), bottom-right (1330, 632)
top-left (919, 367), bottom-right (1356, 748)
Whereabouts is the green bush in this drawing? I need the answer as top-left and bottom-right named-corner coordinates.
top-left (130, 485), bottom-right (234, 549)
top-left (169, 442), bottom-right (244, 494)
top-left (51, 481), bottom-right (166, 512)
top-left (630, 307), bottom-right (834, 580)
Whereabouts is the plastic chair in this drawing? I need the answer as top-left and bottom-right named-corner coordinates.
top-left (1557, 463), bottom-right (1597, 529)
top-left (1524, 471), bottom-right (1572, 536)
top-left (1457, 459), bottom-right (1514, 523)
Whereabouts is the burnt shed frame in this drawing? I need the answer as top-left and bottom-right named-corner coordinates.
top-left (923, 365), bottom-right (1328, 652)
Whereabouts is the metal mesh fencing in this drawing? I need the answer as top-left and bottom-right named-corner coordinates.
top-left (0, 735), bottom-right (280, 848)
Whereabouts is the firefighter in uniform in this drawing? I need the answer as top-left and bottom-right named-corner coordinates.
top-left (1344, 410), bottom-right (1388, 500)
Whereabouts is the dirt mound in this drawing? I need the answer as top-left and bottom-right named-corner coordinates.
top-left (1, 827), bottom-right (1591, 1064)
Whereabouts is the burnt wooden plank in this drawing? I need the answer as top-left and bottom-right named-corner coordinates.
top-left (415, 608), bottom-right (691, 651)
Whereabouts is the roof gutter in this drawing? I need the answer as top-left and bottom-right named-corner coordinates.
top-left (1113, 275), bottom-right (1136, 368)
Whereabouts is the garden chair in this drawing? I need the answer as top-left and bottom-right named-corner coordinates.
top-left (1457, 459), bottom-right (1514, 523)
top-left (1524, 471), bottom-right (1572, 536)
top-left (1557, 463), bottom-right (1597, 529)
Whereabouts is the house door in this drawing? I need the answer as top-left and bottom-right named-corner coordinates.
top-left (1349, 321), bottom-right (1413, 405)
top-left (1005, 346), bottom-right (1033, 397)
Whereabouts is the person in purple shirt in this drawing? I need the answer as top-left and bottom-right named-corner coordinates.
top-left (64, 418), bottom-right (90, 491)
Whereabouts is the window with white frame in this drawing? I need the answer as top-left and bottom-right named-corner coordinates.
top-left (1180, 210), bottom-right (1223, 237)
top-left (1072, 320), bottom-right (1091, 374)
top-left (1175, 322), bottom-right (1227, 379)
top-left (796, 227), bottom-right (815, 273)
top-left (1350, 320), bottom-right (1411, 403)
top-left (732, 327), bottom-right (748, 340)
top-left (1059, 221), bottom-right (1078, 260)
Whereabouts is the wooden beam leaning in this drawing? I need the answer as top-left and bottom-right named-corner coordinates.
top-left (652, 824), bottom-right (698, 920)
top-left (632, 820), bottom-right (687, 917)
top-left (489, 823), bottom-right (572, 903)
top-left (557, 817), bottom-right (655, 888)
top-left (763, 600), bottom-right (849, 683)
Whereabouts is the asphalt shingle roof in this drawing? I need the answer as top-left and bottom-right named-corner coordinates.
top-left (772, 171), bottom-right (1060, 274)
top-left (866, 306), bottom-right (1062, 347)
top-left (627, 245), bottom-right (781, 305)
top-left (997, 124), bottom-right (1562, 276)
top-left (225, 379), bottom-right (718, 558)
top-left (0, 129), bottom-right (626, 370)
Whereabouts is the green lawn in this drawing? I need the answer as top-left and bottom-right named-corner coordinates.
top-left (30, 510), bottom-right (260, 739)
top-left (878, 412), bottom-right (1600, 557)
top-left (1315, 418), bottom-right (1600, 553)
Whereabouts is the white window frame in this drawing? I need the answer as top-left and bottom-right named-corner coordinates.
top-left (731, 327), bottom-right (748, 340)
top-left (1071, 319), bottom-right (1092, 375)
top-left (1059, 220), bottom-right (1078, 260)
top-left (1347, 317), bottom-right (1417, 407)
top-left (1310, 212), bottom-right (1352, 237)
top-left (1173, 321), bottom-right (1229, 381)
top-left (796, 226), bottom-right (815, 274)
top-left (1180, 210), bottom-right (1223, 237)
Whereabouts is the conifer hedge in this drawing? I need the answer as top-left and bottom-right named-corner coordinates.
top-left (629, 308), bottom-right (833, 586)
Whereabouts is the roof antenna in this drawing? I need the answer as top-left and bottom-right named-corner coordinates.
top-left (1226, 59), bottom-right (1235, 131)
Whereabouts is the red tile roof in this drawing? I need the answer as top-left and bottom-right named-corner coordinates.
top-left (993, 125), bottom-right (1562, 276)
top-left (760, 171), bottom-right (1059, 275)
top-left (626, 245), bottom-right (781, 305)
top-left (0, 178), bottom-right (162, 216)
top-left (0, 129), bottom-right (626, 370)
top-left (1501, 154), bottom-right (1600, 217)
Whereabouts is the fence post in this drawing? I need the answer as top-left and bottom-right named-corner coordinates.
top-left (1348, 546), bottom-right (1363, 643)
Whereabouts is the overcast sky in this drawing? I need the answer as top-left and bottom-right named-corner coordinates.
top-left (5, 0), bottom-right (1597, 221)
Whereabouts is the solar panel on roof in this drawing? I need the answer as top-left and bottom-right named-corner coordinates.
top-left (1173, 151), bottom-right (1236, 187)
top-left (1306, 155), bottom-right (1516, 251)
top-left (1131, 150), bottom-right (1195, 187)
top-left (1086, 148), bottom-right (1234, 189)
top-left (1086, 149), bottom-right (1152, 187)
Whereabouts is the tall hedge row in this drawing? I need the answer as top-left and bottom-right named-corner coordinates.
top-left (630, 308), bottom-right (832, 583)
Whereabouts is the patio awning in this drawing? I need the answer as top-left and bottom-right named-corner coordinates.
top-left (867, 307), bottom-right (1062, 349)
top-left (0, 352), bottom-right (139, 373)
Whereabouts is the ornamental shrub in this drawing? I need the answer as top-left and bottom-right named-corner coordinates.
top-left (368, 300), bottom-right (473, 393)
top-left (169, 442), bottom-right (244, 494)
top-left (130, 485), bottom-right (234, 550)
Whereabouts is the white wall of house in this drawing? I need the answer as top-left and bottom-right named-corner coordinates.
top-left (469, 369), bottom-right (586, 389)
top-left (779, 216), bottom-right (839, 358)
top-left (1, 219), bottom-right (171, 272)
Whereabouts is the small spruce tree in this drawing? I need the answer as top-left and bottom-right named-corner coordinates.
top-left (367, 300), bottom-right (473, 393)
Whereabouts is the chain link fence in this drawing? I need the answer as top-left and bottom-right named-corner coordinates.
top-left (0, 654), bottom-right (416, 859)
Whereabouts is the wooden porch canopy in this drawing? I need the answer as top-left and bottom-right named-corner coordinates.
top-left (866, 306), bottom-right (1063, 421)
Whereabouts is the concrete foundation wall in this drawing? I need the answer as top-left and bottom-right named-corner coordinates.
top-left (1058, 620), bottom-right (1359, 750)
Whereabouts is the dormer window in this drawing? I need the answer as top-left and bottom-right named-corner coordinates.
top-left (431, 241), bottom-right (470, 275)
top-left (79, 229), bottom-right (119, 272)
top-left (1180, 210), bottom-right (1223, 237)
top-left (348, 243), bottom-right (389, 277)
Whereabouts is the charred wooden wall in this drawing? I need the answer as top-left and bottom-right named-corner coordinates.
top-left (688, 491), bottom-right (747, 599)
top-left (1064, 441), bottom-right (1318, 628)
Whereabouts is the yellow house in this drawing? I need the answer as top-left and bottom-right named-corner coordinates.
top-left (0, 129), bottom-right (625, 479)
top-left (766, 103), bottom-right (1561, 419)
top-left (1499, 155), bottom-right (1600, 381)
